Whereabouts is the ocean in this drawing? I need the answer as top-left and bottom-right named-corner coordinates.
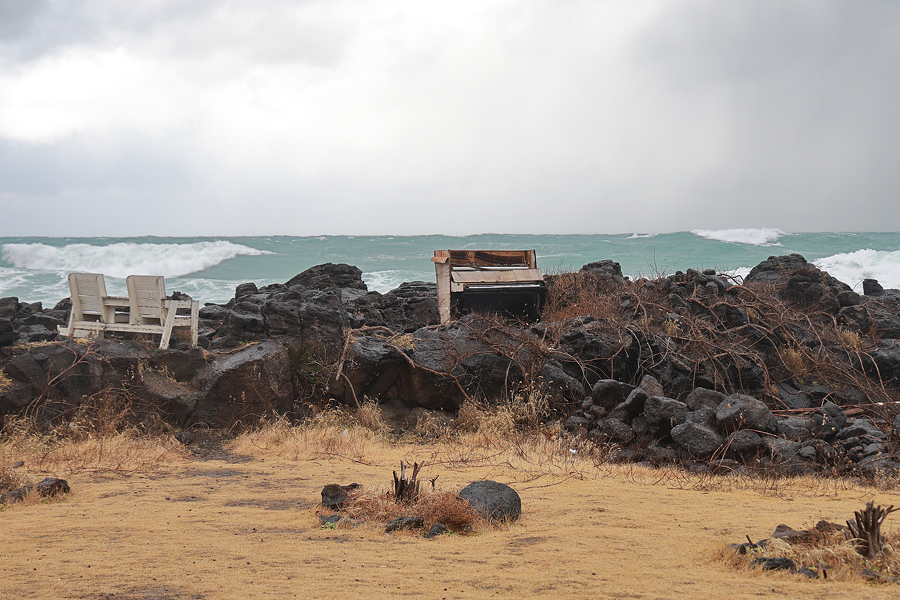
top-left (2, 229), bottom-right (899, 307)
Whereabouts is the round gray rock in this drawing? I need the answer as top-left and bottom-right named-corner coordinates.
top-left (459, 480), bottom-right (521, 522)
top-left (715, 394), bottom-right (773, 433)
top-left (671, 421), bottom-right (722, 457)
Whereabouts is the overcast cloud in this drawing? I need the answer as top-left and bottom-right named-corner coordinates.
top-left (1, 0), bottom-right (898, 236)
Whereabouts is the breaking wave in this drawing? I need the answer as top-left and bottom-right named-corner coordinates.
top-left (1, 241), bottom-right (272, 279)
top-left (691, 228), bottom-right (787, 246)
top-left (814, 249), bottom-right (900, 290)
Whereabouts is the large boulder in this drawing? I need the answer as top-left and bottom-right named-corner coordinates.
top-left (763, 437), bottom-right (809, 475)
top-left (671, 421), bottom-right (723, 457)
top-left (776, 416), bottom-right (810, 440)
top-left (45, 342), bottom-right (103, 403)
top-left (141, 370), bottom-right (201, 426)
top-left (0, 340), bottom-right (170, 421)
top-left (772, 383), bottom-right (812, 410)
top-left (537, 358), bottom-right (586, 404)
top-left (862, 343), bottom-right (900, 383)
top-left (744, 254), bottom-right (856, 316)
top-left (715, 394), bottom-right (773, 433)
top-left (345, 282), bottom-right (441, 333)
top-left (545, 316), bottom-right (624, 385)
top-left (724, 430), bottom-right (763, 459)
top-left (597, 418), bottom-right (634, 443)
top-left (684, 387), bottom-right (727, 411)
top-left (837, 305), bottom-right (871, 333)
top-left (458, 480), bottom-right (521, 522)
top-left (635, 374), bottom-right (664, 398)
top-left (296, 290), bottom-right (348, 355)
top-left (0, 383), bottom-right (34, 414)
top-left (3, 352), bottom-right (48, 394)
top-left (285, 263), bottom-right (367, 291)
top-left (261, 298), bottom-right (302, 341)
top-left (744, 254), bottom-right (814, 285)
top-left (643, 396), bottom-right (688, 436)
top-left (215, 302), bottom-right (266, 344)
top-left (192, 340), bottom-right (295, 426)
top-left (580, 260), bottom-right (624, 279)
top-left (92, 340), bottom-right (152, 388)
top-left (619, 387), bottom-right (649, 416)
top-left (0, 317), bottom-right (16, 347)
top-left (393, 334), bottom-right (468, 411)
top-left (329, 336), bottom-right (406, 405)
top-left (590, 379), bottom-right (634, 409)
top-left (150, 347), bottom-right (209, 387)
top-left (0, 297), bottom-right (19, 320)
top-left (861, 289), bottom-right (900, 338)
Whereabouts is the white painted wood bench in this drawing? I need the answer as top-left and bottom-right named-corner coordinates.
top-left (58, 273), bottom-right (199, 349)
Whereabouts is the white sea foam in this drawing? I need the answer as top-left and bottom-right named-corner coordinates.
top-left (627, 233), bottom-right (658, 239)
top-left (814, 249), bottom-right (900, 291)
top-left (726, 249), bottom-right (900, 290)
top-left (724, 266), bottom-right (752, 284)
top-left (164, 277), bottom-right (280, 305)
top-left (0, 267), bottom-right (30, 291)
top-left (364, 270), bottom-right (420, 293)
top-left (1, 241), bottom-right (272, 279)
top-left (691, 228), bottom-right (787, 246)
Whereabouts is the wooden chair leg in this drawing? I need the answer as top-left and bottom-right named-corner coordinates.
top-left (159, 307), bottom-right (178, 350)
top-left (190, 301), bottom-right (199, 348)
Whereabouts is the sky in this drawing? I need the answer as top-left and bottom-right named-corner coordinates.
top-left (1, 0), bottom-right (898, 237)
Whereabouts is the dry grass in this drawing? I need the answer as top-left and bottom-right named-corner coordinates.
top-left (0, 416), bottom-right (188, 477)
top-left (0, 370), bottom-right (14, 393)
top-left (451, 392), bottom-right (550, 435)
top-left (836, 327), bottom-right (864, 353)
top-left (226, 400), bottom-right (897, 503)
top-left (339, 487), bottom-right (481, 532)
top-left (777, 344), bottom-right (811, 380)
top-left (391, 333), bottom-right (416, 349)
top-left (227, 411), bottom-right (381, 463)
top-left (354, 398), bottom-right (386, 431)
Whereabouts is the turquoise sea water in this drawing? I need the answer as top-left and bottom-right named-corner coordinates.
top-left (2, 229), bottom-right (899, 306)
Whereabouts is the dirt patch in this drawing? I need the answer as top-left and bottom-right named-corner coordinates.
top-left (2, 438), bottom-right (900, 599)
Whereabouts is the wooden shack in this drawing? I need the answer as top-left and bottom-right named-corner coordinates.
top-left (432, 249), bottom-right (547, 324)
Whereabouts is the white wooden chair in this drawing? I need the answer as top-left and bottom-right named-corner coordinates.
top-left (59, 272), bottom-right (130, 339)
top-left (58, 273), bottom-right (199, 349)
top-left (125, 275), bottom-right (199, 349)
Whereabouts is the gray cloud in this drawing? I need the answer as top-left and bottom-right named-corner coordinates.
top-left (1, 0), bottom-right (899, 236)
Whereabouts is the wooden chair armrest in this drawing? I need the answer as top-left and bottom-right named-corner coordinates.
top-left (102, 296), bottom-right (131, 307)
top-left (163, 300), bottom-right (196, 309)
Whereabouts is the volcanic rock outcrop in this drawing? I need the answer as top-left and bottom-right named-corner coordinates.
top-left (2, 255), bottom-right (900, 476)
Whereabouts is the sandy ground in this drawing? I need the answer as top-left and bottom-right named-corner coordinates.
top-left (2, 435), bottom-right (900, 600)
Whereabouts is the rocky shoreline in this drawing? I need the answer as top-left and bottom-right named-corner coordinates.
top-left (2, 254), bottom-right (900, 476)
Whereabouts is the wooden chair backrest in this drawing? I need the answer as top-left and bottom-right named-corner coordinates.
top-left (126, 275), bottom-right (166, 325)
top-left (68, 273), bottom-right (109, 322)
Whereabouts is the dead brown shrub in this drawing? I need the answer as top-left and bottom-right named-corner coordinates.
top-left (836, 327), bottom-right (864, 353)
top-left (541, 270), bottom-right (625, 332)
top-left (342, 487), bottom-right (480, 532)
top-left (777, 345), bottom-right (810, 380)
